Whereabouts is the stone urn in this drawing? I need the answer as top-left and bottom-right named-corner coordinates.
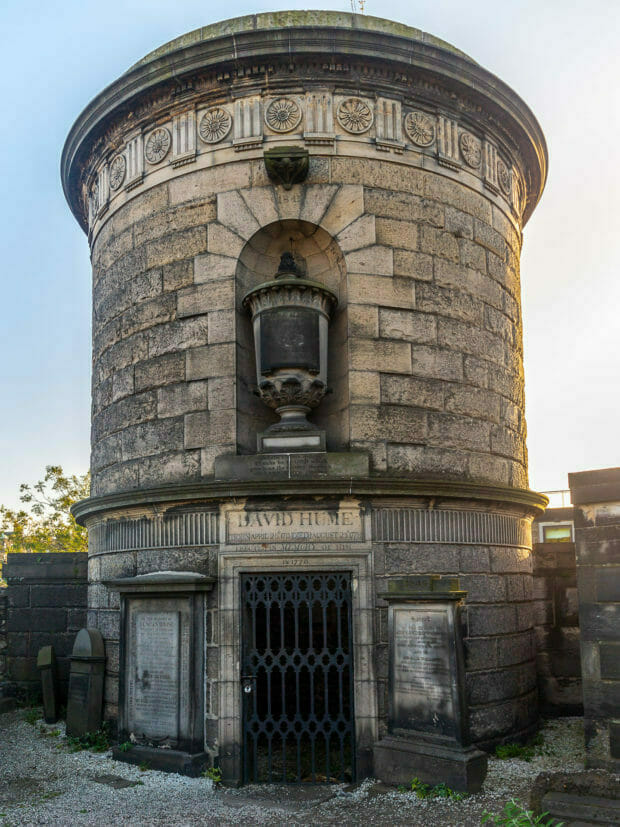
top-left (242, 252), bottom-right (337, 452)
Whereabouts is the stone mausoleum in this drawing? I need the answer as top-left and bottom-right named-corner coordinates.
top-left (63, 12), bottom-right (547, 786)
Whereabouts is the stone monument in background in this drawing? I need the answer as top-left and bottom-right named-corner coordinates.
top-left (63, 11), bottom-right (547, 784)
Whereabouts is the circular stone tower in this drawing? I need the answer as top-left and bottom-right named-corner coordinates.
top-left (64, 12), bottom-right (547, 785)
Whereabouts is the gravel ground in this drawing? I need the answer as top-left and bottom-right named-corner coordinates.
top-left (0, 711), bottom-right (587, 826)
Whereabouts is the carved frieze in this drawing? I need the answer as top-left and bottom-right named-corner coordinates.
top-left (85, 87), bottom-right (521, 235)
top-left (337, 97), bottom-right (373, 134)
top-left (403, 111), bottom-right (435, 147)
top-left (198, 107), bottom-right (232, 143)
top-left (265, 98), bottom-right (302, 133)
top-left (144, 127), bottom-right (171, 164)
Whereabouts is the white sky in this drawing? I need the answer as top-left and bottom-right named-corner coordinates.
top-left (1, 0), bottom-right (618, 508)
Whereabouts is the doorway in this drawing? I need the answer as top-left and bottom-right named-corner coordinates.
top-left (240, 571), bottom-right (355, 783)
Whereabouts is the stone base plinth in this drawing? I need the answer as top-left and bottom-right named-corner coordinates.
top-left (373, 735), bottom-right (487, 793)
top-left (112, 744), bottom-right (208, 776)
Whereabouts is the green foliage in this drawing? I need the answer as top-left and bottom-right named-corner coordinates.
top-left (202, 766), bottom-right (222, 784)
top-left (66, 723), bottom-right (111, 753)
top-left (482, 799), bottom-right (563, 826)
top-left (0, 465), bottom-right (90, 562)
top-left (118, 741), bottom-right (133, 753)
top-left (22, 708), bottom-right (42, 726)
top-left (138, 761), bottom-right (151, 772)
top-left (408, 777), bottom-right (466, 800)
top-left (495, 732), bottom-right (545, 762)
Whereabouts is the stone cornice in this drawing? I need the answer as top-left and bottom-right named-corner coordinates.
top-left (62, 14), bottom-right (547, 234)
top-left (71, 476), bottom-right (548, 525)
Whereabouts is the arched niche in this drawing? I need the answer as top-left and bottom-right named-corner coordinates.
top-left (235, 219), bottom-right (349, 454)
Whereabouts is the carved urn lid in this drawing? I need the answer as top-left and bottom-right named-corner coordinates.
top-left (242, 252), bottom-right (338, 318)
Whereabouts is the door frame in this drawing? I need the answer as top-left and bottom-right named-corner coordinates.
top-left (217, 544), bottom-right (377, 784)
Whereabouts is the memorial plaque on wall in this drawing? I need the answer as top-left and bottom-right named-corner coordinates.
top-left (125, 599), bottom-right (191, 743)
top-left (389, 602), bottom-right (463, 741)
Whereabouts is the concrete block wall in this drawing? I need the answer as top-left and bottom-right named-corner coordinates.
top-left (569, 468), bottom-right (620, 771)
top-left (4, 553), bottom-right (88, 702)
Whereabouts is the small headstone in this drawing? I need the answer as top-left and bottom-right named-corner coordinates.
top-left (66, 628), bottom-right (105, 738)
top-left (373, 577), bottom-right (487, 793)
top-left (36, 645), bottom-right (58, 724)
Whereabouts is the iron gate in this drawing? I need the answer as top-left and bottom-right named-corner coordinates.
top-left (241, 571), bottom-right (355, 783)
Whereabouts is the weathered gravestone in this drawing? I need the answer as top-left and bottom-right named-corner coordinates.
top-left (37, 645), bottom-right (58, 724)
top-left (106, 572), bottom-right (214, 776)
top-left (374, 577), bottom-right (487, 792)
top-left (66, 628), bottom-right (105, 737)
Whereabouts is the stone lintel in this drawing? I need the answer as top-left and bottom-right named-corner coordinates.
top-left (104, 571), bottom-right (215, 594)
top-left (379, 575), bottom-right (466, 601)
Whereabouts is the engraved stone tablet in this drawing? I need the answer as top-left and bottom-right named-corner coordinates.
top-left (128, 611), bottom-right (180, 740)
top-left (389, 603), bottom-right (461, 739)
top-left (260, 308), bottom-right (320, 373)
top-left (225, 505), bottom-right (364, 545)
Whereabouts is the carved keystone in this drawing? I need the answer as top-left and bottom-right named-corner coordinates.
top-left (264, 146), bottom-right (309, 190)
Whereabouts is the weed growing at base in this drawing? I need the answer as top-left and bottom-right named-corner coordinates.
top-left (66, 723), bottom-right (111, 753)
top-left (482, 798), bottom-right (563, 826)
top-left (400, 777), bottom-right (467, 800)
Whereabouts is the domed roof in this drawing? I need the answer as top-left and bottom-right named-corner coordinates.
top-left (131, 11), bottom-right (476, 71)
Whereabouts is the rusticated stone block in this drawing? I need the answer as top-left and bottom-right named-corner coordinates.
top-left (392, 250), bottom-right (433, 280)
top-left (134, 352), bottom-right (185, 392)
top-left (138, 449), bottom-right (201, 488)
top-left (350, 405), bottom-right (427, 443)
top-left (378, 308), bottom-right (436, 343)
top-left (428, 412), bottom-right (491, 452)
top-left (380, 374), bottom-right (444, 410)
top-left (375, 218), bottom-right (418, 251)
top-left (352, 275), bottom-right (415, 314)
top-left (386, 443), bottom-right (469, 477)
top-left (350, 339), bottom-right (412, 374)
top-left (145, 226), bottom-right (207, 269)
top-left (416, 282), bottom-right (483, 325)
top-left (157, 380), bottom-right (208, 418)
top-left (364, 188), bottom-right (444, 227)
top-left (121, 417), bottom-right (184, 460)
top-left (148, 318), bottom-right (209, 358)
top-left (186, 343), bottom-right (234, 380)
top-left (410, 345), bottom-right (463, 381)
top-left (331, 156), bottom-right (425, 195)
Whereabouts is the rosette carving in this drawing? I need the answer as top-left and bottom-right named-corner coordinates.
top-left (404, 111), bottom-right (435, 146)
top-left (459, 131), bottom-right (482, 168)
top-left (337, 98), bottom-right (373, 134)
top-left (109, 155), bottom-right (126, 190)
top-left (199, 107), bottom-right (232, 143)
top-left (265, 98), bottom-right (302, 133)
top-left (497, 159), bottom-right (512, 196)
top-left (144, 127), bottom-right (171, 164)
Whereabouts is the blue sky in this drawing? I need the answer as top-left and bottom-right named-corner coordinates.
top-left (1, 0), bottom-right (618, 508)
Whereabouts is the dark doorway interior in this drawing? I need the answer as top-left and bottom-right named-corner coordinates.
top-left (241, 571), bottom-right (355, 783)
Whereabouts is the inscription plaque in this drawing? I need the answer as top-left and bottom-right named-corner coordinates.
top-left (389, 604), bottom-right (461, 740)
top-left (225, 506), bottom-right (364, 544)
top-left (260, 308), bottom-right (320, 373)
top-left (128, 611), bottom-right (180, 740)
